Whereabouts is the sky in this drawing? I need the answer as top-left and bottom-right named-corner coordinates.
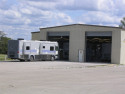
top-left (0, 0), bottom-right (125, 40)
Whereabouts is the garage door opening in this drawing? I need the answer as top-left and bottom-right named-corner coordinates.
top-left (47, 32), bottom-right (69, 60)
top-left (85, 32), bottom-right (112, 63)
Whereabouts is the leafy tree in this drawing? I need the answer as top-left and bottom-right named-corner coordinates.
top-left (0, 31), bottom-right (6, 40)
top-left (119, 17), bottom-right (125, 28)
top-left (0, 36), bottom-right (11, 54)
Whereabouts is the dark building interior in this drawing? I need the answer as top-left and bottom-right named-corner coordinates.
top-left (86, 36), bottom-right (112, 63)
top-left (47, 32), bottom-right (69, 60)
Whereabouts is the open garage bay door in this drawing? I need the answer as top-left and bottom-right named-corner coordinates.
top-left (47, 32), bottom-right (69, 60)
top-left (85, 32), bottom-right (112, 63)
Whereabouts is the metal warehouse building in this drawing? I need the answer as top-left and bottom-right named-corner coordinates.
top-left (31, 24), bottom-right (125, 64)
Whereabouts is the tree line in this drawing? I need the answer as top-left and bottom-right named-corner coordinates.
top-left (119, 17), bottom-right (125, 29)
top-left (0, 36), bottom-right (11, 54)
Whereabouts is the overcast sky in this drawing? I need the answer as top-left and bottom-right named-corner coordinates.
top-left (0, 0), bottom-right (125, 40)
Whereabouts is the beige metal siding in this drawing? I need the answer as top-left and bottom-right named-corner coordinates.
top-left (120, 30), bottom-right (125, 64)
top-left (111, 30), bottom-right (121, 64)
top-left (32, 32), bottom-right (40, 40)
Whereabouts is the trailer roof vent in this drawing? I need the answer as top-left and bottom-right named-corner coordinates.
top-left (17, 38), bottom-right (24, 40)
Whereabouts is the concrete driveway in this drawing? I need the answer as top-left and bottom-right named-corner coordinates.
top-left (0, 61), bottom-right (125, 94)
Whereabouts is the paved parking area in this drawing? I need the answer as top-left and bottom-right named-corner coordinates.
top-left (0, 61), bottom-right (125, 94)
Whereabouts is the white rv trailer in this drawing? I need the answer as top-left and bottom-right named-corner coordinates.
top-left (8, 39), bottom-right (59, 61)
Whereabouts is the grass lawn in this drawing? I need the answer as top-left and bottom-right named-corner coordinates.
top-left (0, 54), bottom-right (11, 61)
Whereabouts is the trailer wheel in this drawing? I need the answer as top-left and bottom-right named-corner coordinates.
top-left (30, 56), bottom-right (34, 61)
top-left (51, 56), bottom-right (55, 61)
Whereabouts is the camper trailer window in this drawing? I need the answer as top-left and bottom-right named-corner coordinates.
top-left (50, 46), bottom-right (54, 51)
top-left (55, 46), bottom-right (58, 51)
top-left (43, 46), bottom-right (45, 49)
top-left (26, 46), bottom-right (30, 50)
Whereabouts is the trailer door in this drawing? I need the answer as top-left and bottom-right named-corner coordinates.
top-left (24, 42), bottom-right (31, 55)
